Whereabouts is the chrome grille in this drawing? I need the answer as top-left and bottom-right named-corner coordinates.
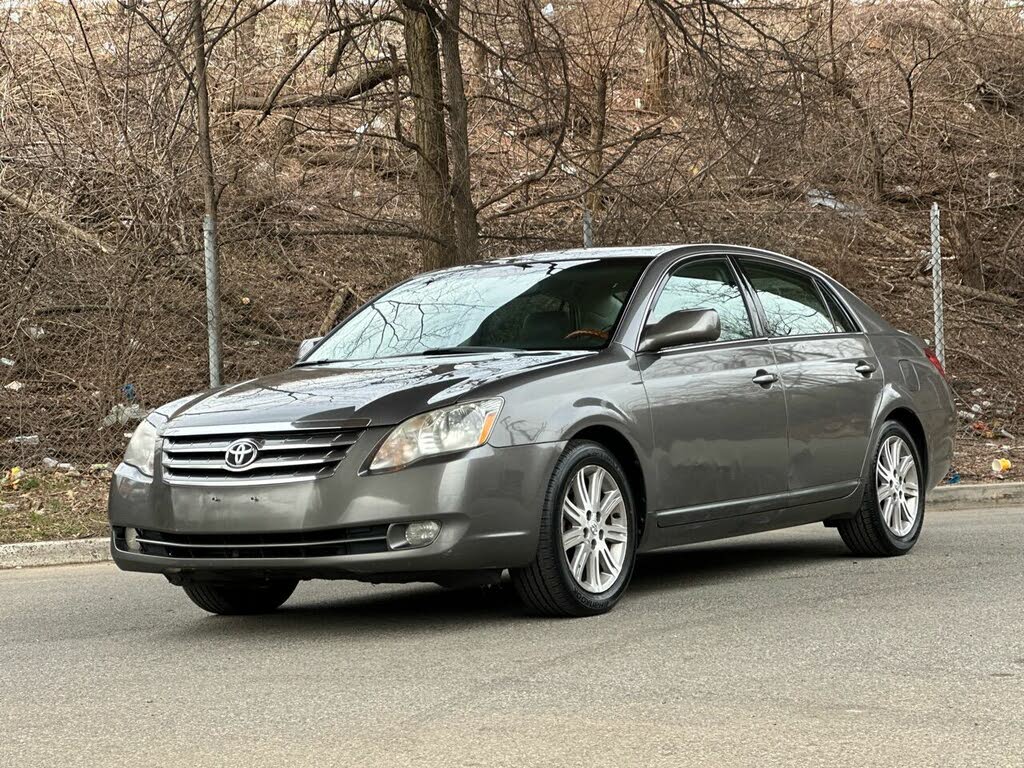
top-left (161, 426), bottom-right (365, 486)
top-left (113, 525), bottom-right (389, 558)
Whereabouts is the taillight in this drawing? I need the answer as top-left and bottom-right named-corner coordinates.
top-left (924, 347), bottom-right (947, 380)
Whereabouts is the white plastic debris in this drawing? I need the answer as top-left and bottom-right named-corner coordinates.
top-left (42, 457), bottom-right (59, 469)
top-left (9, 435), bottom-right (40, 445)
top-left (541, 2), bottom-right (555, 18)
top-left (971, 403), bottom-right (983, 413)
top-left (23, 325), bottom-right (45, 340)
top-left (806, 188), bottom-right (864, 217)
top-left (5, 381), bottom-right (24, 392)
top-left (0, 357), bottom-right (13, 366)
top-left (101, 403), bottom-right (146, 428)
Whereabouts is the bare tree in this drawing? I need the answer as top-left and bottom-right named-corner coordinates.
top-left (192, 0), bottom-right (223, 386)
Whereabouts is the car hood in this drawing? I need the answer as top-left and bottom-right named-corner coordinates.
top-left (160, 351), bottom-right (590, 430)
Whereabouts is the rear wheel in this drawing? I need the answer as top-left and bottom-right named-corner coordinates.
top-left (181, 579), bottom-right (298, 615)
top-left (511, 440), bottom-right (637, 617)
top-left (838, 421), bottom-right (924, 557)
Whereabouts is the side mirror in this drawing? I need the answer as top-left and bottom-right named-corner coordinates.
top-left (297, 336), bottom-right (323, 361)
top-left (638, 309), bottom-right (720, 353)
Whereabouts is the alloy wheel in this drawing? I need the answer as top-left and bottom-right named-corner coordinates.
top-left (875, 435), bottom-right (920, 537)
top-left (561, 464), bottom-right (628, 593)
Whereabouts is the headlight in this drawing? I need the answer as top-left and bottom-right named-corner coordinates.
top-left (123, 418), bottom-right (159, 476)
top-left (369, 398), bottom-right (503, 472)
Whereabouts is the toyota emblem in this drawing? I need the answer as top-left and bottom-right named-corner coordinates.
top-left (224, 438), bottom-right (260, 470)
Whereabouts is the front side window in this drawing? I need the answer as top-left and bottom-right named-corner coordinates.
top-left (742, 262), bottom-right (835, 337)
top-left (304, 258), bottom-right (648, 362)
top-left (648, 258), bottom-right (754, 341)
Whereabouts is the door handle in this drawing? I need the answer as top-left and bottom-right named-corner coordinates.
top-left (855, 361), bottom-right (876, 376)
top-left (752, 370), bottom-right (779, 387)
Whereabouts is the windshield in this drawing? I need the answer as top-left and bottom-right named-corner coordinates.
top-left (305, 258), bottom-right (649, 362)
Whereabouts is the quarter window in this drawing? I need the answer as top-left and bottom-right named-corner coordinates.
top-left (818, 281), bottom-right (858, 333)
top-left (742, 262), bottom-right (835, 337)
top-left (649, 259), bottom-right (753, 341)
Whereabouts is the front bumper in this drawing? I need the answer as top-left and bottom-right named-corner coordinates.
top-left (108, 428), bottom-right (563, 579)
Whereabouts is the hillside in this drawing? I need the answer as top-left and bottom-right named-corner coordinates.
top-left (1, 0), bottom-right (1021, 488)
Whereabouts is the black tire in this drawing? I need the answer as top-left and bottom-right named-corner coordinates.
top-left (511, 440), bottom-right (638, 617)
top-left (181, 579), bottom-right (298, 615)
top-left (838, 421), bottom-right (925, 557)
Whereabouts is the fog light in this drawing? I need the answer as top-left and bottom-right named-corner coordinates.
top-left (404, 520), bottom-right (441, 548)
top-left (125, 527), bottom-right (141, 553)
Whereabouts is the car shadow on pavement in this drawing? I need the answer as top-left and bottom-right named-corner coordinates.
top-left (629, 537), bottom-right (851, 596)
top-left (163, 533), bottom-right (852, 638)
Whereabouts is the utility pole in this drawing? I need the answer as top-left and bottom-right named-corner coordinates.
top-left (930, 202), bottom-right (945, 369)
top-left (192, 0), bottom-right (222, 387)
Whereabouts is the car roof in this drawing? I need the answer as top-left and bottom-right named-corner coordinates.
top-left (491, 245), bottom-right (680, 263)
top-left (490, 243), bottom-right (810, 267)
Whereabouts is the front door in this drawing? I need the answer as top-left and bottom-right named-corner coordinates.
top-left (637, 257), bottom-right (790, 524)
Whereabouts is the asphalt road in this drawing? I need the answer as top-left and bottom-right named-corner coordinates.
top-left (2, 507), bottom-right (1022, 768)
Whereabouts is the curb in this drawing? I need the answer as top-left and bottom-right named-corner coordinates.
top-left (1, 483), bottom-right (1022, 570)
top-left (0, 537), bottom-right (111, 570)
top-left (928, 481), bottom-right (1024, 510)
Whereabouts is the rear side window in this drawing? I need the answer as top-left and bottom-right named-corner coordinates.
top-left (649, 258), bottom-right (754, 341)
top-left (818, 281), bottom-right (859, 333)
top-left (742, 262), bottom-right (835, 337)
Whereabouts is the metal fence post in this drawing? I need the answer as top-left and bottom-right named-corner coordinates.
top-left (930, 202), bottom-right (945, 369)
top-left (203, 213), bottom-right (222, 387)
top-left (582, 207), bottom-right (593, 248)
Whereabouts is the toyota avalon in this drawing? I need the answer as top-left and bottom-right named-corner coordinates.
top-left (108, 245), bottom-right (955, 617)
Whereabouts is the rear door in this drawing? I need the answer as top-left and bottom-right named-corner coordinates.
top-left (739, 259), bottom-right (883, 493)
top-left (637, 257), bottom-right (790, 523)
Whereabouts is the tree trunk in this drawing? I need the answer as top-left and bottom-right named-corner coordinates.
top-left (586, 68), bottom-right (608, 217)
top-left (518, 0), bottom-right (538, 56)
top-left (643, 12), bottom-right (669, 110)
top-left (439, 0), bottom-right (479, 262)
top-left (192, 0), bottom-right (222, 386)
top-left (400, 1), bottom-right (456, 269)
top-left (469, 2), bottom-right (489, 96)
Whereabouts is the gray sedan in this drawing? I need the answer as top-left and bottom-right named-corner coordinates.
top-left (108, 245), bottom-right (955, 617)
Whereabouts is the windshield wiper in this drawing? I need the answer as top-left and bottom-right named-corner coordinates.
top-left (294, 346), bottom-right (514, 366)
top-left (293, 359), bottom-right (344, 366)
top-left (418, 346), bottom-right (514, 355)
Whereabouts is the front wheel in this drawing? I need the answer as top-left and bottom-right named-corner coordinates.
top-left (511, 440), bottom-right (637, 617)
top-left (838, 421), bottom-right (925, 557)
top-left (182, 579), bottom-right (298, 615)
